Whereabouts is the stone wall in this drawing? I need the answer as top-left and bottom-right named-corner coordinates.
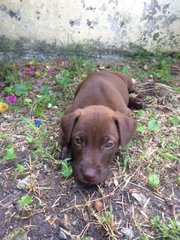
top-left (0, 0), bottom-right (180, 59)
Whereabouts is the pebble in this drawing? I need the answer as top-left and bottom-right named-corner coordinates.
top-left (59, 230), bottom-right (67, 240)
top-left (148, 76), bottom-right (154, 81)
top-left (121, 227), bottom-right (134, 240)
top-left (71, 220), bottom-right (78, 226)
top-left (43, 164), bottom-right (51, 173)
top-left (17, 176), bottom-right (32, 189)
top-left (143, 65), bottom-right (148, 70)
top-left (15, 114), bottom-right (21, 118)
top-left (131, 192), bottom-right (147, 206)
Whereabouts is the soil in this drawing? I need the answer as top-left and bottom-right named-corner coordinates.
top-left (0, 58), bottom-right (180, 240)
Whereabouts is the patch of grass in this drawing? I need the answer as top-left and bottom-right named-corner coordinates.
top-left (0, 61), bottom-right (19, 85)
top-left (94, 206), bottom-right (119, 240)
top-left (147, 118), bottom-right (160, 132)
top-left (21, 117), bottom-right (55, 161)
top-left (31, 93), bottom-right (58, 117)
top-left (151, 215), bottom-right (180, 239)
top-left (3, 142), bottom-right (17, 160)
top-left (55, 69), bottom-right (71, 89)
top-left (131, 52), bottom-right (173, 82)
top-left (60, 158), bottom-right (73, 178)
top-left (16, 163), bottom-right (25, 173)
top-left (170, 115), bottom-right (180, 126)
top-left (67, 57), bottom-right (96, 78)
top-left (136, 121), bottom-right (145, 134)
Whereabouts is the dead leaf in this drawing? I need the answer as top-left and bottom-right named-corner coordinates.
top-left (95, 200), bottom-right (103, 212)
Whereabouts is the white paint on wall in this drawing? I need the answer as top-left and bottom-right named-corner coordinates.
top-left (0, 0), bottom-right (180, 52)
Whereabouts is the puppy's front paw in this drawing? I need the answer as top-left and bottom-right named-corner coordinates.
top-left (129, 94), bottom-right (147, 109)
top-left (134, 94), bottom-right (147, 109)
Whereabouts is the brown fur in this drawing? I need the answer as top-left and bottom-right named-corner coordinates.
top-left (60, 71), bottom-right (142, 184)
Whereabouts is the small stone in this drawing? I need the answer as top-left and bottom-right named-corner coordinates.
top-left (143, 65), bottom-right (148, 70)
top-left (59, 230), bottom-right (67, 240)
top-left (43, 164), bottom-right (51, 173)
top-left (121, 227), bottom-right (134, 240)
top-left (131, 192), bottom-right (147, 206)
top-left (17, 176), bottom-right (32, 189)
top-left (98, 65), bottom-right (106, 70)
top-left (148, 75), bottom-right (154, 82)
top-left (151, 57), bottom-right (157, 64)
top-left (71, 220), bottom-right (78, 226)
top-left (95, 200), bottom-right (103, 212)
top-left (114, 179), bottom-right (119, 187)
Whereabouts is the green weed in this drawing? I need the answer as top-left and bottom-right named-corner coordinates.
top-left (0, 61), bottom-right (19, 84)
top-left (136, 121), bottom-right (145, 134)
top-left (55, 69), bottom-right (71, 89)
top-left (16, 163), bottom-right (25, 173)
top-left (21, 117), bottom-right (54, 161)
top-left (60, 158), bottom-right (73, 178)
top-left (170, 116), bottom-right (180, 126)
top-left (148, 118), bottom-right (160, 132)
top-left (151, 215), bottom-right (180, 239)
top-left (148, 174), bottom-right (160, 190)
top-left (159, 152), bottom-right (179, 162)
top-left (18, 195), bottom-right (33, 206)
top-left (3, 142), bottom-right (17, 160)
top-left (67, 57), bottom-right (96, 78)
top-left (94, 206), bottom-right (119, 239)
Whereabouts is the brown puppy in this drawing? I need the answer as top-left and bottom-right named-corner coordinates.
top-left (61, 71), bottom-right (140, 184)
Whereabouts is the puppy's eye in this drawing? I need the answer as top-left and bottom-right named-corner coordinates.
top-left (74, 137), bottom-right (82, 145)
top-left (105, 141), bottom-right (114, 149)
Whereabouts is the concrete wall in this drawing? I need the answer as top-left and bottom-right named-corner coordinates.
top-left (0, 0), bottom-right (180, 57)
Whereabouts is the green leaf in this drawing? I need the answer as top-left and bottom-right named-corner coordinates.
top-left (18, 195), bottom-right (33, 206)
top-left (171, 115), bottom-right (179, 126)
top-left (159, 152), bottom-right (179, 161)
top-left (4, 143), bottom-right (17, 160)
top-left (121, 65), bottom-right (129, 74)
top-left (24, 82), bottom-right (32, 90)
top-left (60, 158), bottom-right (73, 178)
top-left (175, 177), bottom-right (180, 183)
top-left (14, 84), bottom-right (27, 96)
top-left (148, 119), bottom-right (160, 132)
top-left (40, 85), bottom-right (49, 95)
top-left (148, 174), bottom-right (160, 189)
top-left (34, 106), bottom-right (44, 117)
top-left (136, 122), bottom-right (145, 133)
top-left (26, 135), bottom-right (34, 144)
top-left (55, 70), bottom-right (70, 88)
top-left (16, 163), bottom-right (25, 173)
top-left (55, 75), bottom-right (69, 88)
top-left (14, 82), bottom-right (32, 96)
top-left (151, 215), bottom-right (161, 227)
top-left (61, 69), bottom-right (70, 78)
top-left (4, 86), bottom-right (13, 94)
top-left (123, 155), bottom-right (131, 173)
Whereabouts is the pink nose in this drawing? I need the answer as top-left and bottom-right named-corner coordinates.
top-left (83, 168), bottom-right (96, 181)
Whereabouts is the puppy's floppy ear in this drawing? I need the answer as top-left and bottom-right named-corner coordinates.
top-left (61, 109), bottom-right (81, 144)
top-left (113, 112), bottom-right (137, 147)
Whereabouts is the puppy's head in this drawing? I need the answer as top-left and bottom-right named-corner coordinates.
top-left (61, 106), bottom-right (136, 184)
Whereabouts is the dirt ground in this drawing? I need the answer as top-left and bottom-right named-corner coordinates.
top-left (0, 56), bottom-right (180, 240)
